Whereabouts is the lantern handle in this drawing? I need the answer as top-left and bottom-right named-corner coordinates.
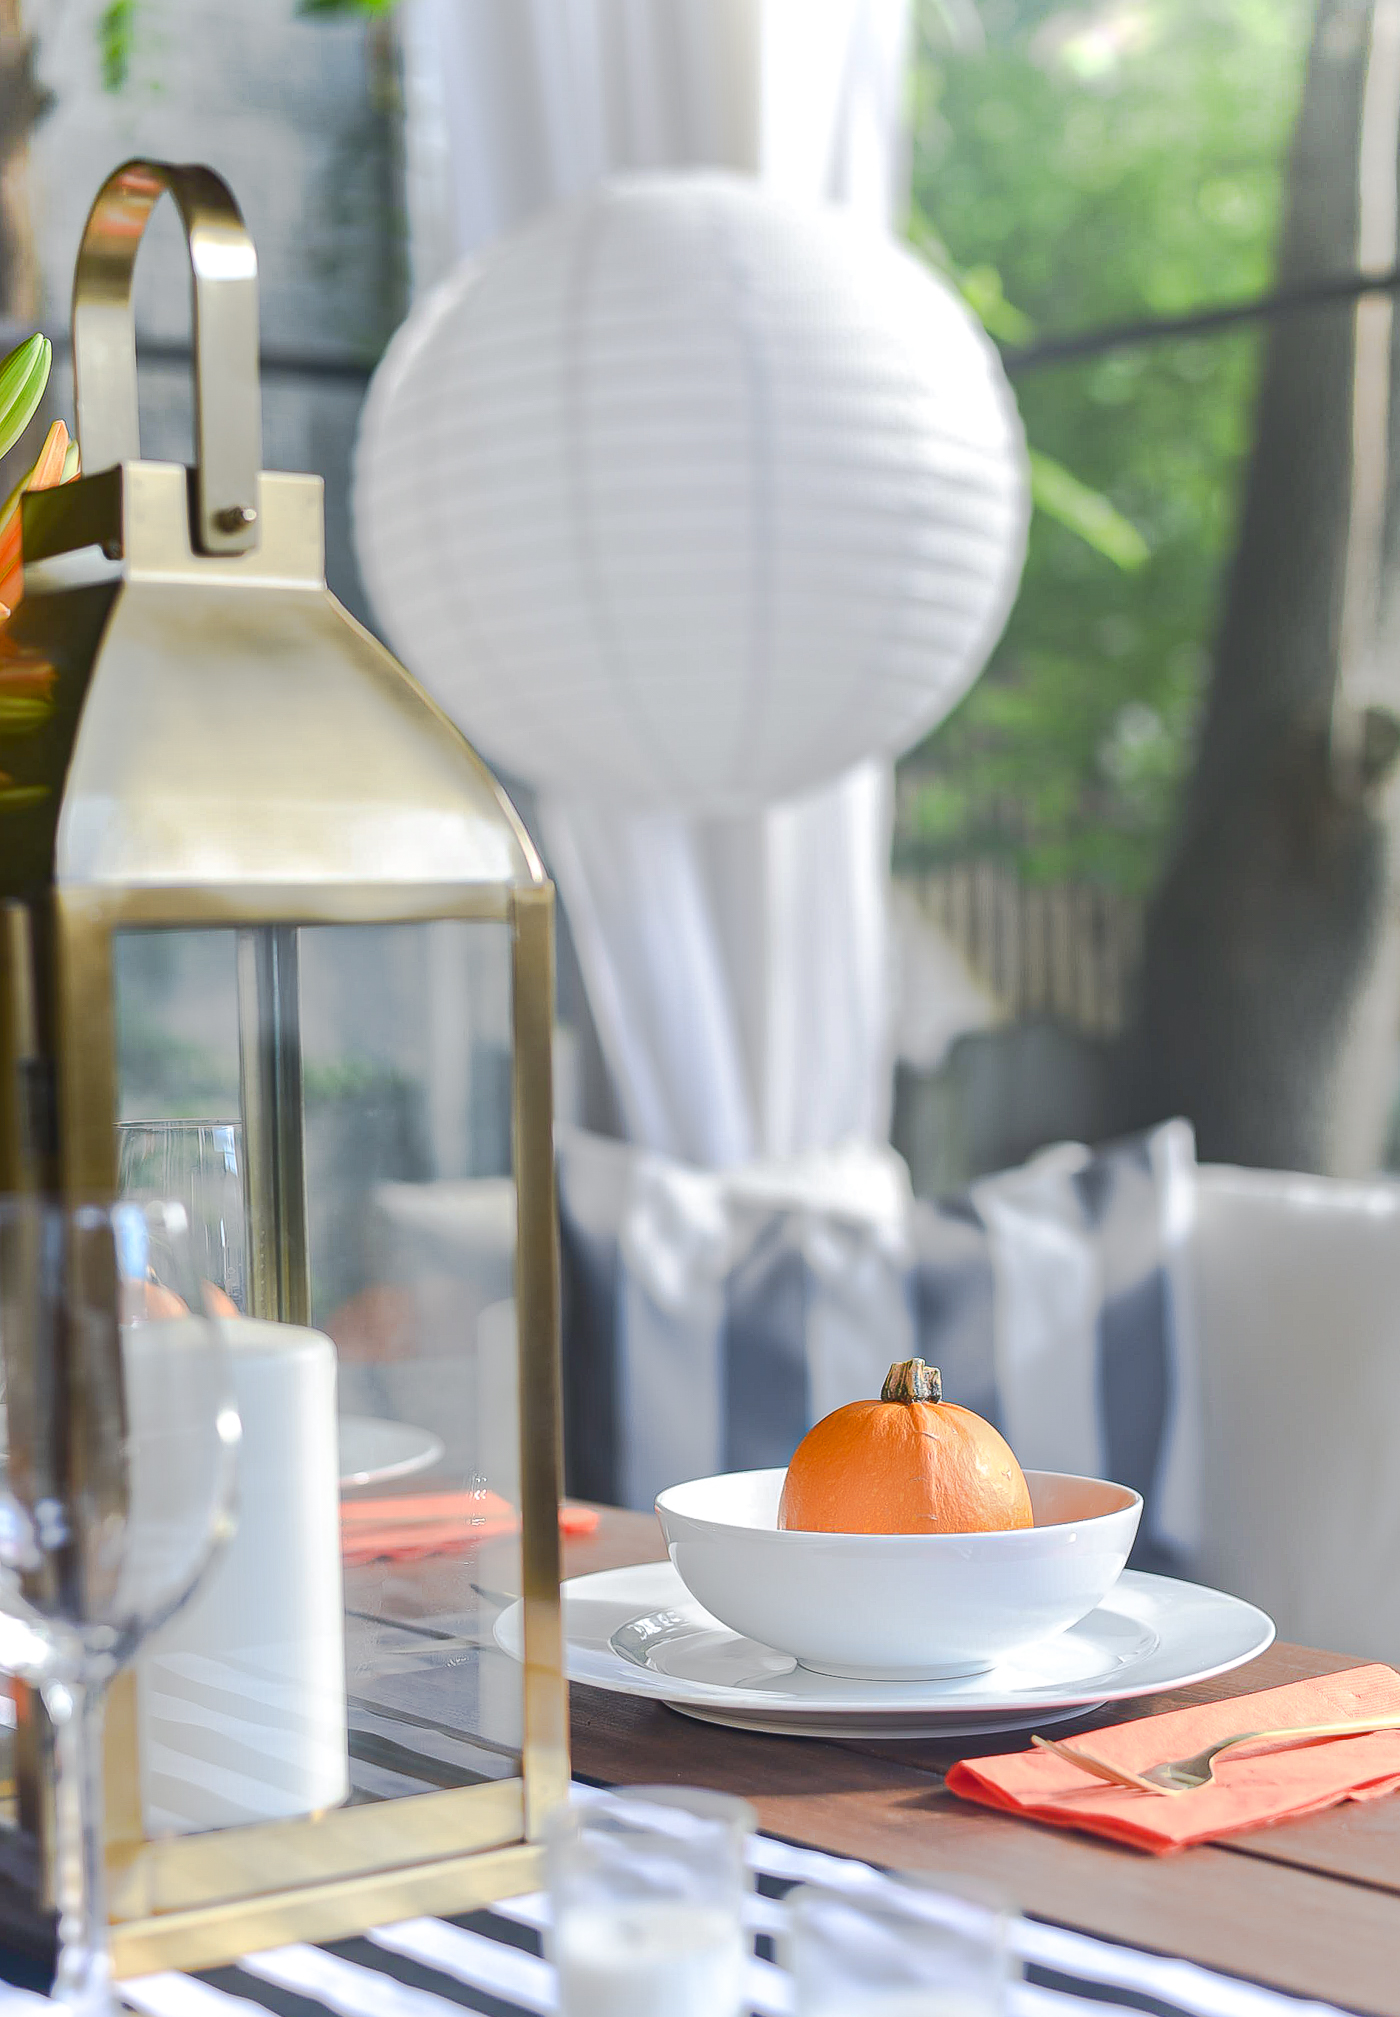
top-left (71, 159), bottom-right (261, 556)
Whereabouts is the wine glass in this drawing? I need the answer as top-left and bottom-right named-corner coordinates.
top-left (115, 1121), bottom-right (246, 1314)
top-left (0, 1197), bottom-right (240, 2016)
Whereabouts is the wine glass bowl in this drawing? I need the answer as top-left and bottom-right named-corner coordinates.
top-left (116, 1119), bottom-right (246, 1315)
top-left (0, 1196), bottom-right (240, 2014)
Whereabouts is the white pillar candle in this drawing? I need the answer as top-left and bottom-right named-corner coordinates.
top-left (553, 1901), bottom-right (746, 2017)
top-left (136, 1321), bottom-right (348, 1833)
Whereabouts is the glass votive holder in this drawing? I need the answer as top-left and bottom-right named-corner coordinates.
top-left (545, 1785), bottom-right (756, 2017)
top-left (786, 1871), bottom-right (1016, 2017)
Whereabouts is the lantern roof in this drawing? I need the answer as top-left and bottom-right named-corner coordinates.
top-left (8, 461), bottom-right (542, 899)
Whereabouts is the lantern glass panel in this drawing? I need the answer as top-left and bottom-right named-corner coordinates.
top-left (110, 918), bottom-right (524, 1839)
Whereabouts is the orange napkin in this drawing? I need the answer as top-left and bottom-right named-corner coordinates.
top-left (341, 1492), bottom-right (600, 1565)
top-left (946, 1664), bottom-right (1400, 1852)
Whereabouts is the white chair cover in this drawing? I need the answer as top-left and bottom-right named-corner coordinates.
top-left (1192, 1166), bottom-right (1400, 1660)
top-left (557, 1120), bottom-right (1200, 1542)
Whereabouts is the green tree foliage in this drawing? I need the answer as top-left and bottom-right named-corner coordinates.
top-left (898, 0), bottom-right (1313, 891)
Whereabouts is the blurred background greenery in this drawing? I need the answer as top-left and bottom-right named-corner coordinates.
top-left (896, 0), bottom-right (1313, 895)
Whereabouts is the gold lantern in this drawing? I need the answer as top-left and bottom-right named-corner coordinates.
top-left (0, 161), bottom-right (567, 1972)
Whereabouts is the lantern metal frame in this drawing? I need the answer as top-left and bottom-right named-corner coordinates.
top-left (0, 161), bottom-right (568, 1974)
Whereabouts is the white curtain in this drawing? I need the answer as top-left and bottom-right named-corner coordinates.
top-left (399, 0), bottom-right (913, 1165)
top-left (537, 760), bottom-right (894, 1165)
top-left (402, 0), bottom-right (911, 297)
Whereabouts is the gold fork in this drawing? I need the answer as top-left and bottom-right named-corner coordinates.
top-left (1031, 1712), bottom-right (1400, 1794)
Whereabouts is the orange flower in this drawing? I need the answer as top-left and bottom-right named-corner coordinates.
top-left (0, 419), bottom-right (79, 615)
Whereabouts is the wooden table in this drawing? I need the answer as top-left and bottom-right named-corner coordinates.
top-left (563, 1508), bottom-right (1400, 2017)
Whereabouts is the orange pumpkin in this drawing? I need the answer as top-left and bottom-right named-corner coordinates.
top-left (127, 1278), bottom-right (241, 1321)
top-left (778, 1359), bottom-right (1033, 1535)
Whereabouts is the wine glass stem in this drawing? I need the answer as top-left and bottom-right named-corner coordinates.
top-left (46, 1675), bottom-right (116, 2017)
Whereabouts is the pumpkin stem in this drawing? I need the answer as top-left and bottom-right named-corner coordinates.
top-left (881, 1358), bottom-right (941, 1404)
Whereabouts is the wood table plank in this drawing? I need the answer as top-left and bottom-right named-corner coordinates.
top-left (561, 1507), bottom-right (1400, 2012)
top-left (836, 1640), bottom-right (1370, 1774)
top-left (1210, 1796), bottom-right (1400, 1895)
top-left (563, 1506), bottom-right (666, 1577)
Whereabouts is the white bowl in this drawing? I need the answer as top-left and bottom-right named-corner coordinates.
top-left (654, 1469), bottom-right (1142, 1680)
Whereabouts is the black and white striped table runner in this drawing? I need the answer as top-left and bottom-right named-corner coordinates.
top-left (0, 1822), bottom-right (1349, 2017)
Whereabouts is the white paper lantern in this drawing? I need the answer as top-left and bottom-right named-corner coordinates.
top-left (354, 172), bottom-right (1029, 815)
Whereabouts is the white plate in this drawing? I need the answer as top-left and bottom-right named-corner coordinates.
top-left (338, 1415), bottom-right (445, 1491)
top-left (494, 1562), bottom-right (1275, 1739)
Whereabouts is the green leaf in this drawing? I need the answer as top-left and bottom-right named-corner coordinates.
top-left (98, 0), bottom-right (136, 92)
top-left (297, 0), bottom-right (401, 14)
top-left (0, 335), bottom-right (50, 463)
top-left (907, 205), bottom-right (1037, 345)
top-left (959, 264), bottom-right (1034, 345)
top-left (0, 697), bottom-right (53, 732)
top-left (0, 783), bottom-right (49, 811)
top-left (1028, 449), bottom-right (1150, 570)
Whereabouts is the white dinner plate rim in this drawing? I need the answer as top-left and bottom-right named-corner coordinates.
top-left (338, 1413), bottom-right (445, 1491)
top-left (493, 1561), bottom-right (1275, 1724)
top-left (666, 1699), bottom-right (1110, 1739)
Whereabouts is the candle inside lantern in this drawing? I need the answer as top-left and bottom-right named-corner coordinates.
top-left (799, 1994), bottom-right (1001, 2017)
top-left (787, 1876), bottom-right (1013, 2017)
top-left (553, 1900), bottom-right (745, 2017)
top-left (546, 1789), bottom-right (754, 2017)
